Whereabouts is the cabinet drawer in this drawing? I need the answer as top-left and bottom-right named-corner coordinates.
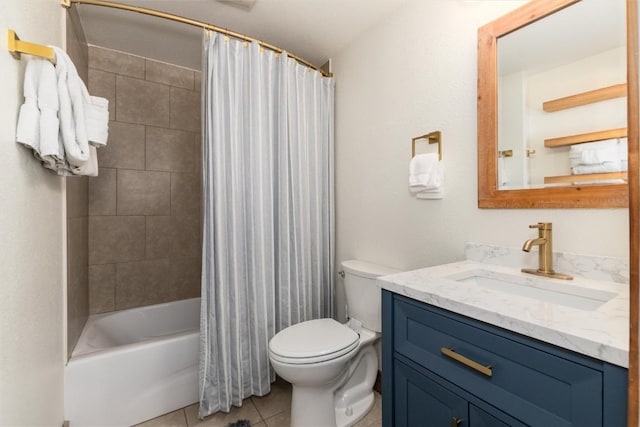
top-left (393, 296), bottom-right (603, 426)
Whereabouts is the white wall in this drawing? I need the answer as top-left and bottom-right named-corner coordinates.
top-left (0, 2), bottom-right (65, 425)
top-left (333, 0), bottom-right (629, 320)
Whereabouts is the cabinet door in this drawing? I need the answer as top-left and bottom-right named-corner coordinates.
top-left (395, 359), bottom-right (467, 427)
top-left (469, 404), bottom-right (527, 427)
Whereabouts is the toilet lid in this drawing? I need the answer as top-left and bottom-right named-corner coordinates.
top-left (269, 318), bottom-right (360, 364)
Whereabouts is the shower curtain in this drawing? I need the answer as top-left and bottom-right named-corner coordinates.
top-left (199, 32), bottom-right (335, 418)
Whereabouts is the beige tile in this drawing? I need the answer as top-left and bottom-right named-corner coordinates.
top-left (117, 169), bottom-right (171, 216)
top-left (185, 400), bottom-right (262, 427)
top-left (116, 75), bottom-right (170, 127)
top-left (194, 133), bottom-right (202, 180)
top-left (89, 264), bottom-right (115, 314)
top-left (115, 259), bottom-right (171, 309)
top-left (88, 68), bottom-right (115, 120)
top-left (146, 215), bottom-right (200, 259)
top-left (146, 59), bottom-right (195, 90)
top-left (264, 411), bottom-right (290, 427)
top-left (194, 71), bottom-right (202, 92)
top-left (251, 379), bottom-right (292, 420)
top-left (169, 257), bottom-right (201, 300)
top-left (145, 216), bottom-right (172, 259)
top-left (89, 46), bottom-right (145, 79)
top-left (67, 216), bottom-right (89, 357)
top-left (252, 423), bottom-right (266, 427)
top-left (172, 215), bottom-right (201, 258)
top-left (66, 175), bottom-right (88, 218)
top-left (99, 121), bottom-right (145, 170)
top-left (171, 173), bottom-right (200, 216)
top-left (89, 168), bottom-right (116, 215)
top-left (66, 9), bottom-right (88, 84)
top-left (353, 392), bottom-right (382, 427)
top-left (170, 87), bottom-right (200, 132)
top-left (146, 127), bottom-right (196, 173)
top-left (134, 408), bottom-right (187, 427)
top-left (89, 215), bottom-right (145, 264)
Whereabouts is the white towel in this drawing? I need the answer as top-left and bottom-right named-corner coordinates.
top-left (37, 60), bottom-right (61, 159)
top-left (16, 59), bottom-right (43, 152)
top-left (85, 96), bottom-right (109, 146)
top-left (72, 146), bottom-right (99, 177)
top-left (569, 138), bottom-right (627, 167)
top-left (572, 161), bottom-right (625, 175)
top-left (53, 46), bottom-right (90, 166)
top-left (409, 153), bottom-right (442, 192)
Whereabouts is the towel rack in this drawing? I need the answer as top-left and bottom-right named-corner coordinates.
top-left (412, 131), bottom-right (442, 160)
top-left (7, 30), bottom-right (56, 64)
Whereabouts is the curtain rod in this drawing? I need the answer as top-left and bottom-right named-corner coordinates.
top-left (60, 0), bottom-right (331, 77)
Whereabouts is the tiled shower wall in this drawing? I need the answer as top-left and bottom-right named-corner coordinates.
top-left (87, 46), bottom-right (202, 314)
top-left (66, 7), bottom-right (90, 357)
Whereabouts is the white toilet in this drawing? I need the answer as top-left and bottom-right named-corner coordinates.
top-left (268, 260), bottom-right (399, 427)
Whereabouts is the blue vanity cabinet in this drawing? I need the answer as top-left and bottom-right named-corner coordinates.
top-left (381, 291), bottom-right (627, 427)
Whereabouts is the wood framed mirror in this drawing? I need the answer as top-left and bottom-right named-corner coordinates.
top-left (477, 0), bottom-right (629, 208)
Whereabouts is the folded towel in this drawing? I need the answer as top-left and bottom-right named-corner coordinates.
top-left (569, 138), bottom-right (628, 167)
top-left (409, 153), bottom-right (442, 192)
top-left (16, 59), bottom-right (43, 152)
top-left (574, 179), bottom-right (626, 185)
top-left (38, 60), bottom-right (61, 159)
top-left (572, 161), bottom-right (623, 175)
top-left (85, 96), bottom-right (109, 146)
top-left (72, 146), bottom-right (98, 177)
top-left (53, 46), bottom-right (90, 166)
top-left (16, 48), bottom-right (108, 175)
top-left (417, 186), bottom-right (444, 199)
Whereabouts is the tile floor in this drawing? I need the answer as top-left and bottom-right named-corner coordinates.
top-left (135, 378), bottom-right (381, 427)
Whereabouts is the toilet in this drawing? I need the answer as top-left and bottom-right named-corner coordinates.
top-left (268, 260), bottom-right (399, 427)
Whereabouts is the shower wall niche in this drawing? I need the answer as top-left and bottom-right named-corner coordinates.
top-left (87, 46), bottom-right (202, 314)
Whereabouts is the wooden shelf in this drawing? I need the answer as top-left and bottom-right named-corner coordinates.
top-left (544, 172), bottom-right (627, 185)
top-left (543, 83), bottom-right (627, 112)
top-left (544, 128), bottom-right (627, 148)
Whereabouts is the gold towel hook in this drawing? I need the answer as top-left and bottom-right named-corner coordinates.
top-left (412, 131), bottom-right (442, 160)
top-left (7, 30), bottom-right (56, 64)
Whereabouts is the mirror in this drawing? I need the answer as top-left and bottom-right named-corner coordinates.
top-left (478, 0), bottom-right (629, 208)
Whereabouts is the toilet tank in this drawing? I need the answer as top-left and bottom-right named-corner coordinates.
top-left (342, 260), bottom-right (400, 333)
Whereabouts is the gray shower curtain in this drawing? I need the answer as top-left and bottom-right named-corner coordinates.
top-left (199, 32), bottom-right (335, 418)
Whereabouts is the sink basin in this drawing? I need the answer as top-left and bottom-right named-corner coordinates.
top-left (446, 269), bottom-right (616, 310)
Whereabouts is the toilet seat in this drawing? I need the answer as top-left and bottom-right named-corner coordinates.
top-left (269, 318), bottom-right (360, 365)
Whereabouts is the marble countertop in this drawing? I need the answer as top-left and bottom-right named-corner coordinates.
top-left (378, 260), bottom-right (629, 367)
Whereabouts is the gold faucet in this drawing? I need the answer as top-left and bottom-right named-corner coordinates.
top-left (521, 222), bottom-right (573, 280)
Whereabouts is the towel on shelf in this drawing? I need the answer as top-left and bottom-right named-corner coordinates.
top-left (571, 161), bottom-right (626, 175)
top-left (569, 138), bottom-right (627, 167)
top-left (409, 153), bottom-right (444, 199)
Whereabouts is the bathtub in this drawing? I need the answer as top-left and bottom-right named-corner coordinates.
top-left (65, 298), bottom-right (200, 426)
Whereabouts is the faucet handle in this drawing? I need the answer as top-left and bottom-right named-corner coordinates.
top-left (529, 222), bottom-right (552, 230)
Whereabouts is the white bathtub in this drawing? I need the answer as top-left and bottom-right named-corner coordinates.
top-left (65, 298), bottom-right (200, 426)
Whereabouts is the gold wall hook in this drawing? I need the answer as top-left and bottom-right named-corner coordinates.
top-left (412, 131), bottom-right (442, 160)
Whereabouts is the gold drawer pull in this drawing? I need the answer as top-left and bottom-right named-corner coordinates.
top-left (441, 347), bottom-right (493, 377)
top-left (451, 417), bottom-right (463, 427)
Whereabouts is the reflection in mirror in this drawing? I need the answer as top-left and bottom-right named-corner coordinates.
top-left (497, 0), bottom-right (626, 190)
top-left (477, 0), bottom-right (629, 208)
